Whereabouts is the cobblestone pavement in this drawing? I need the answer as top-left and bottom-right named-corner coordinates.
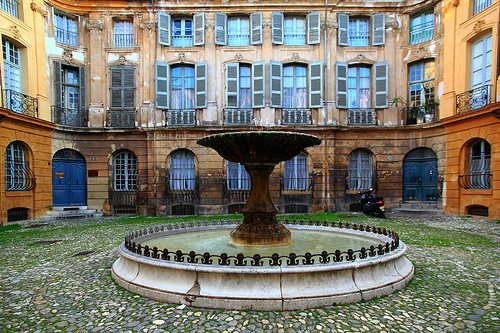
top-left (0, 213), bottom-right (499, 333)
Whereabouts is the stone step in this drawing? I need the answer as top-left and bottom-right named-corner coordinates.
top-left (40, 207), bottom-right (102, 220)
top-left (391, 202), bottom-right (444, 216)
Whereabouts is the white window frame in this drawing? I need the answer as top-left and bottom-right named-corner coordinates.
top-left (349, 17), bottom-right (369, 46)
top-left (54, 13), bottom-right (79, 46)
top-left (410, 11), bottom-right (434, 45)
top-left (284, 16), bottom-right (306, 45)
top-left (348, 149), bottom-right (373, 191)
top-left (172, 18), bottom-right (193, 47)
top-left (5, 142), bottom-right (26, 191)
top-left (228, 16), bottom-right (250, 46)
top-left (114, 20), bottom-right (134, 48)
top-left (474, 0), bottom-right (492, 15)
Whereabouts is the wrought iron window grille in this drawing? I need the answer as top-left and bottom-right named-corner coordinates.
top-left (106, 109), bottom-right (136, 127)
top-left (167, 109), bottom-right (196, 126)
top-left (348, 108), bottom-right (376, 125)
top-left (51, 106), bottom-right (88, 127)
top-left (109, 189), bottom-right (138, 215)
top-left (224, 108), bottom-right (253, 126)
top-left (114, 34), bottom-right (134, 48)
top-left (281, 108), bottom-right (311, 125)
top-left (5, 162), bottom-right (36, 191)
top-left (456, 85), bottom-right (492, 114)
top-left (2, 89), bottom-right (39, 118)
top-left (458, 152), bottom-right (492, 190)
top-left (166, 175), bottom-right (199, 205)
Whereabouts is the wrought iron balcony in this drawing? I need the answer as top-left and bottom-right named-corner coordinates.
top-left (166, 176), bottom-right (199, 205)
top-left (456, 85), bottom-right (492, 114)
top-left (51, 106), bottom-right (88, 127)
top-left (114, 33), bottom-right (134, 48)
top-left (167, 109), bottom-right (196, 126)
top-left (282, 108), bottom-right (311, 125)
top-left (224, 108), bottom-right (253, 125)
top-left (348, 108), bottom-right (376, 125)
top-left (2, 89), bottom-right (38, 118)
top-left (106, 109), bottom-right (136, 127)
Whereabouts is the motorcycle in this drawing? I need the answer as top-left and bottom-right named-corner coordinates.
top-left (360, 189), bottom-right (387, 219)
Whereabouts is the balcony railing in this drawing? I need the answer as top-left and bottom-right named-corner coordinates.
top-left (284, 28), bottom-right (306, 45)
top-left (456, 85), bottom-right (492, 114)
top-left (1, 0), bottom-right (19, 18)
top-left (282, 108), bottom-right (311, 125)
top-left (225, 108), bottom-right (253, 125)
top-left (166, 176), bottom-right (199, 205)
top-left (348, 108), bottom-right (376, 125)
top-left (55, 27), bottom-right (78, 47)
top-left (114, 33), bottom-right (134, 48)
top-left (410, 21), bottom-right (434, 45)
top-left (51, 106), bottom-right (88, 127)
top-left (172, 35), bottom-right (193, 47)
top-left (2, 89), bottom-right (38, 118)
top-left (167, 109), bottom-right (195, 126)
top-left (106, 109), bottom-right (136, 127)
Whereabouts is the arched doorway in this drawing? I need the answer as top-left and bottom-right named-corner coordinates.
top-left (52, 149), bottom-right (87, 206)
top-left (403, 148), bottom-right (438, 203)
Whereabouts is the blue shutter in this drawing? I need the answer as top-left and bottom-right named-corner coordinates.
top-left (226, 63), bottom-right (239, 108)
top-left (250, 12), bottom-right (263, 45)
top-left (158, 12), bottom-right (171, 46)
top-left (79, 66), bottom-right (86, 111)
top-left (374, 61), bottom-right (388, 108)
top-left (155, 61), bottom-right (169, 109)
top-left (195, 61), bottom-right (207, 109)
top-left (338, 13), bottom-right (349, 46)
top-left (309, 61), bottom-right (323, 108)
top-left (270, 61), bottom-right (282, 108)
top-left (336, 61), bottom-right (348, 109)
top-left (252, 60), bottom-right (265, 108)
top-left (372, 13), bottom-right (385, 46)
top-left (54, 61), bottom-right (62, 107)
top-left (307, 12), bottom-right (321, 45)
top-left (215, 12), bottom-right (227, 45)
top-left (193, 13), bottom-right (205, 46)
top-left (272, 12), bottom-right (284, 45)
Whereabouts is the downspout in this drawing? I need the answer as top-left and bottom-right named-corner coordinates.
top-left (152, 0), bottom-right (157, 216)
top-left (324, 0), bottom-right (329, 211)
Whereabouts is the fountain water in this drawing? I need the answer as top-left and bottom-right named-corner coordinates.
top-left (112, 131), bottom-right (414, 310)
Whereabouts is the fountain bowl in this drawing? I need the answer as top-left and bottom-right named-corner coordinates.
top-left (112, 219), bottom-right (414, 310)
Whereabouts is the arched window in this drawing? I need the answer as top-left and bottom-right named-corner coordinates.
top-left (460, 139), bottom-right (491, 189)
top-left (284, 151), bottom-right (309, 190)
top-left (5, 142), bottom-right (35, 191)
top-left (348, 149), bottom-right (373, 190)
top-left (227, 161), bottom-right (250, 190)
top-left (113, 151), bottom-right (137, 191)
top-left (170, 150), bottom-right (195, 190)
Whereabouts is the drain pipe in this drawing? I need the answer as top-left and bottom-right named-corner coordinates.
top-left (152, 0), bottom-right (158, 216)
top-left (324, 0), bottom-right (328, 124)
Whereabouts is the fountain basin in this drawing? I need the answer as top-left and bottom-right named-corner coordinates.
top-left (112, 221), bottom-right (414, 310)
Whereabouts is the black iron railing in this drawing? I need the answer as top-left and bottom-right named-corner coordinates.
top-left (224, 109), bottom-right (253, 125)
top-left (106, 109), bottom-right (136, 127)
top-left (124, 219), bottom-right (400, 266)
top-left (458, 151), bottom-right (491, 189)
top-left (51, 106), bottom-right (88, 127)
top-left (167, 109), bottom-right (196, 126)
top-left (109, 189), bottom-right (138, 215)
top-left (5, 163), bottom-right (36, 191)
top-left (348, 108), bottom-right (376, 125)
top-left (456, 85), bottom-right (492, 114)
top-left (166, 176), bottom-right (199, 205)
top-left (282, 109), bottom-right (311, 125)
top-left (2, 89), bottom-right (38, 118)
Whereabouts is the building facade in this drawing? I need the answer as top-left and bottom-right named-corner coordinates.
top-left (0, 0), bottom-right (498, 223)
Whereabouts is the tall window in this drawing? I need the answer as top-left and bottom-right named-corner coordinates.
top-left (474, 0), bottom-right (492, 15)
top-left (227, 161), bottom-right (250, 190)
top-left (227, 65), bottom-right (252, 108)
top-left (410, 11), bottom-right (434, 45)
top-left (284, 152), bottom-right (309, 190)
top-left (54, 14), bottom-right (78, 46)
top-left (61, 67), bottom-right (80, 111)
top-left (409, 60), bottom-right (435, 107)
top-left (172, 18), bottom-right (193, 47)
top-left (170, 150), bottom-right (195, 190)
top-left (5, 142), bottom-right (34, 191)
top-left (283, 65), bottom-right (307, 108)
top-left (3, 39), bottom-right (21, 112)
top-left (284, 16), bottom-right (306, 45)
top-left (171, 65), bottom-right (195, 109)
top-left (114, 151), bottom-right (137, 191)
top-left (348, 149), bottom-right (373, 190)
top-left (471, 34), bottom-right (492, 90)
top-left (0, 0), bottom-right (18, 18)
top-left (114, 20), bottom-right (133, 48)
top-left (460, 139), bottom-right (491, 189)
top-left (228, 17), bottom-right (250, 46)
top-left (348, 66), bottom-right (371, 108)
top-left (349, 18), bottom-right (369, 46)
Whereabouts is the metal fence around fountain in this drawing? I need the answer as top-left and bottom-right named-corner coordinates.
top-left (124, 219), bottom-right (400, 266)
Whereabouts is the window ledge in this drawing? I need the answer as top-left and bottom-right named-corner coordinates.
top-left (461, 188), bottom-right (493, 195)
top-left (104, 46), bottom-right (140, 52)
top-left (5, 191), bottom-right (32, 197)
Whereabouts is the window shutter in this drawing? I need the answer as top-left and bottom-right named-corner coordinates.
top-left (158, 12), bottom-right (171, 46)
top-left (110, 67), bottom-right (123, 109)
top-left (309, 61), bottom-right (323, 108)
top-left (307, 11), bottom-right (321, 45)
top-left (226, 63), bottom-right (239, 108)
top-left (193, 13), bottom-right (205, 46)
top-left (195, 61), bottom-right (207, 109)
top-left (372, 13), bottom-right (385, 46)
top-left (272, 12), bottom-right (284, 45)
top-left (250, 12), bottom-right (263, 45)
top-left (79, 66), bottom-right (86, 111)
top-left (123, 67), bottom-right (135, 109)
top-left (215, 12), bottom-right (227, 45)
top-left (336, 61), bottom-right (348, 108)
top-left (252, 60), bottom-right (265, 108)
top-left (374, 61), bottom-right (388, 108)
top-left (270, 60), bottom-right (282, 108)
top-left (54, 61), bottom-right (62, 107)
top-left (338, 13), bottom-right (349, 46)
top-left (155, 61), bottom-right (169, 109)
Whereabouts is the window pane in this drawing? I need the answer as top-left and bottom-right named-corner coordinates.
top-left (349, 18), bottom-right (369, 46)
top-left (228, 17), bottom-right (250, 46)
top-left (284, 17), bottom-right (306, 45)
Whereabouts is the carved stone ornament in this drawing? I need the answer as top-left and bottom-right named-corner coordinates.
top-left (346, 53), bottom-right (376, 65)
top-left (235, 53), bottom-right (243, 62)
top-left (292, 53), bottom-right (301, 62)
top-left (118, 55), bottom-right (127, 65)
top-left (140, 21), bottom-right (155, 33)
top-left (178, 53), bottom-right (186, 63)
top-left (9, 25), bottom-right (21, 39)
top-left (87, 20), bottom-right (104, 33)
top-left (473, 20), bottom-right (486, 34)
top-left (385, 19), bottom-right (399, 29)
top-left (205, 21), bottom-right (215, 32)
top-left (30, 1), bottom-right (48, 17)
top-left (62, 49), bottom-right (73, 63)
top-left (442, 0), bottom-right (459, 14)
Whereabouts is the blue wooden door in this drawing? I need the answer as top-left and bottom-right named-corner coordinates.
top-left (403, 157), bottom-right (438, 202)
top-left (52, 159), bottom-right (86, 206)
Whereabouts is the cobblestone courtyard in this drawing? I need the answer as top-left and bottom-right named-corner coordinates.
top-left (1, 213), bottom-right (499, 333)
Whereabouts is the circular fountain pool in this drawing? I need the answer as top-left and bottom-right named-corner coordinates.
top-left (112, 219), bottom-right (414, 310)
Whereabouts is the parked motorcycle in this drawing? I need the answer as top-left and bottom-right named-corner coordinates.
top-left (360, 189), bottom-right (387, 219)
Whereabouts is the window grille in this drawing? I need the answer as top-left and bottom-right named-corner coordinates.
top-left (349, 18), bottom-right (369, 46)
top-left (225, 109), bottom-right (252, 125)
top-left (459, 140), bottom-right (491, 189)
top-left (114, 21), bottom-right (134, 47)
top-left (114, 151), bottom-right (137, 191)
top-left (172, 18), bottom-right (193, 46)
top-left (282, 109), bottom-right (310, 125)
top-left (348, 109), bottom-right (376, 125)
top-left (5, 142), bottom-right (36, 191)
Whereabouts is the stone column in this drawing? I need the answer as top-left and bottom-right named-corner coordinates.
top-left (87, 15), bottom-right (105, 127)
